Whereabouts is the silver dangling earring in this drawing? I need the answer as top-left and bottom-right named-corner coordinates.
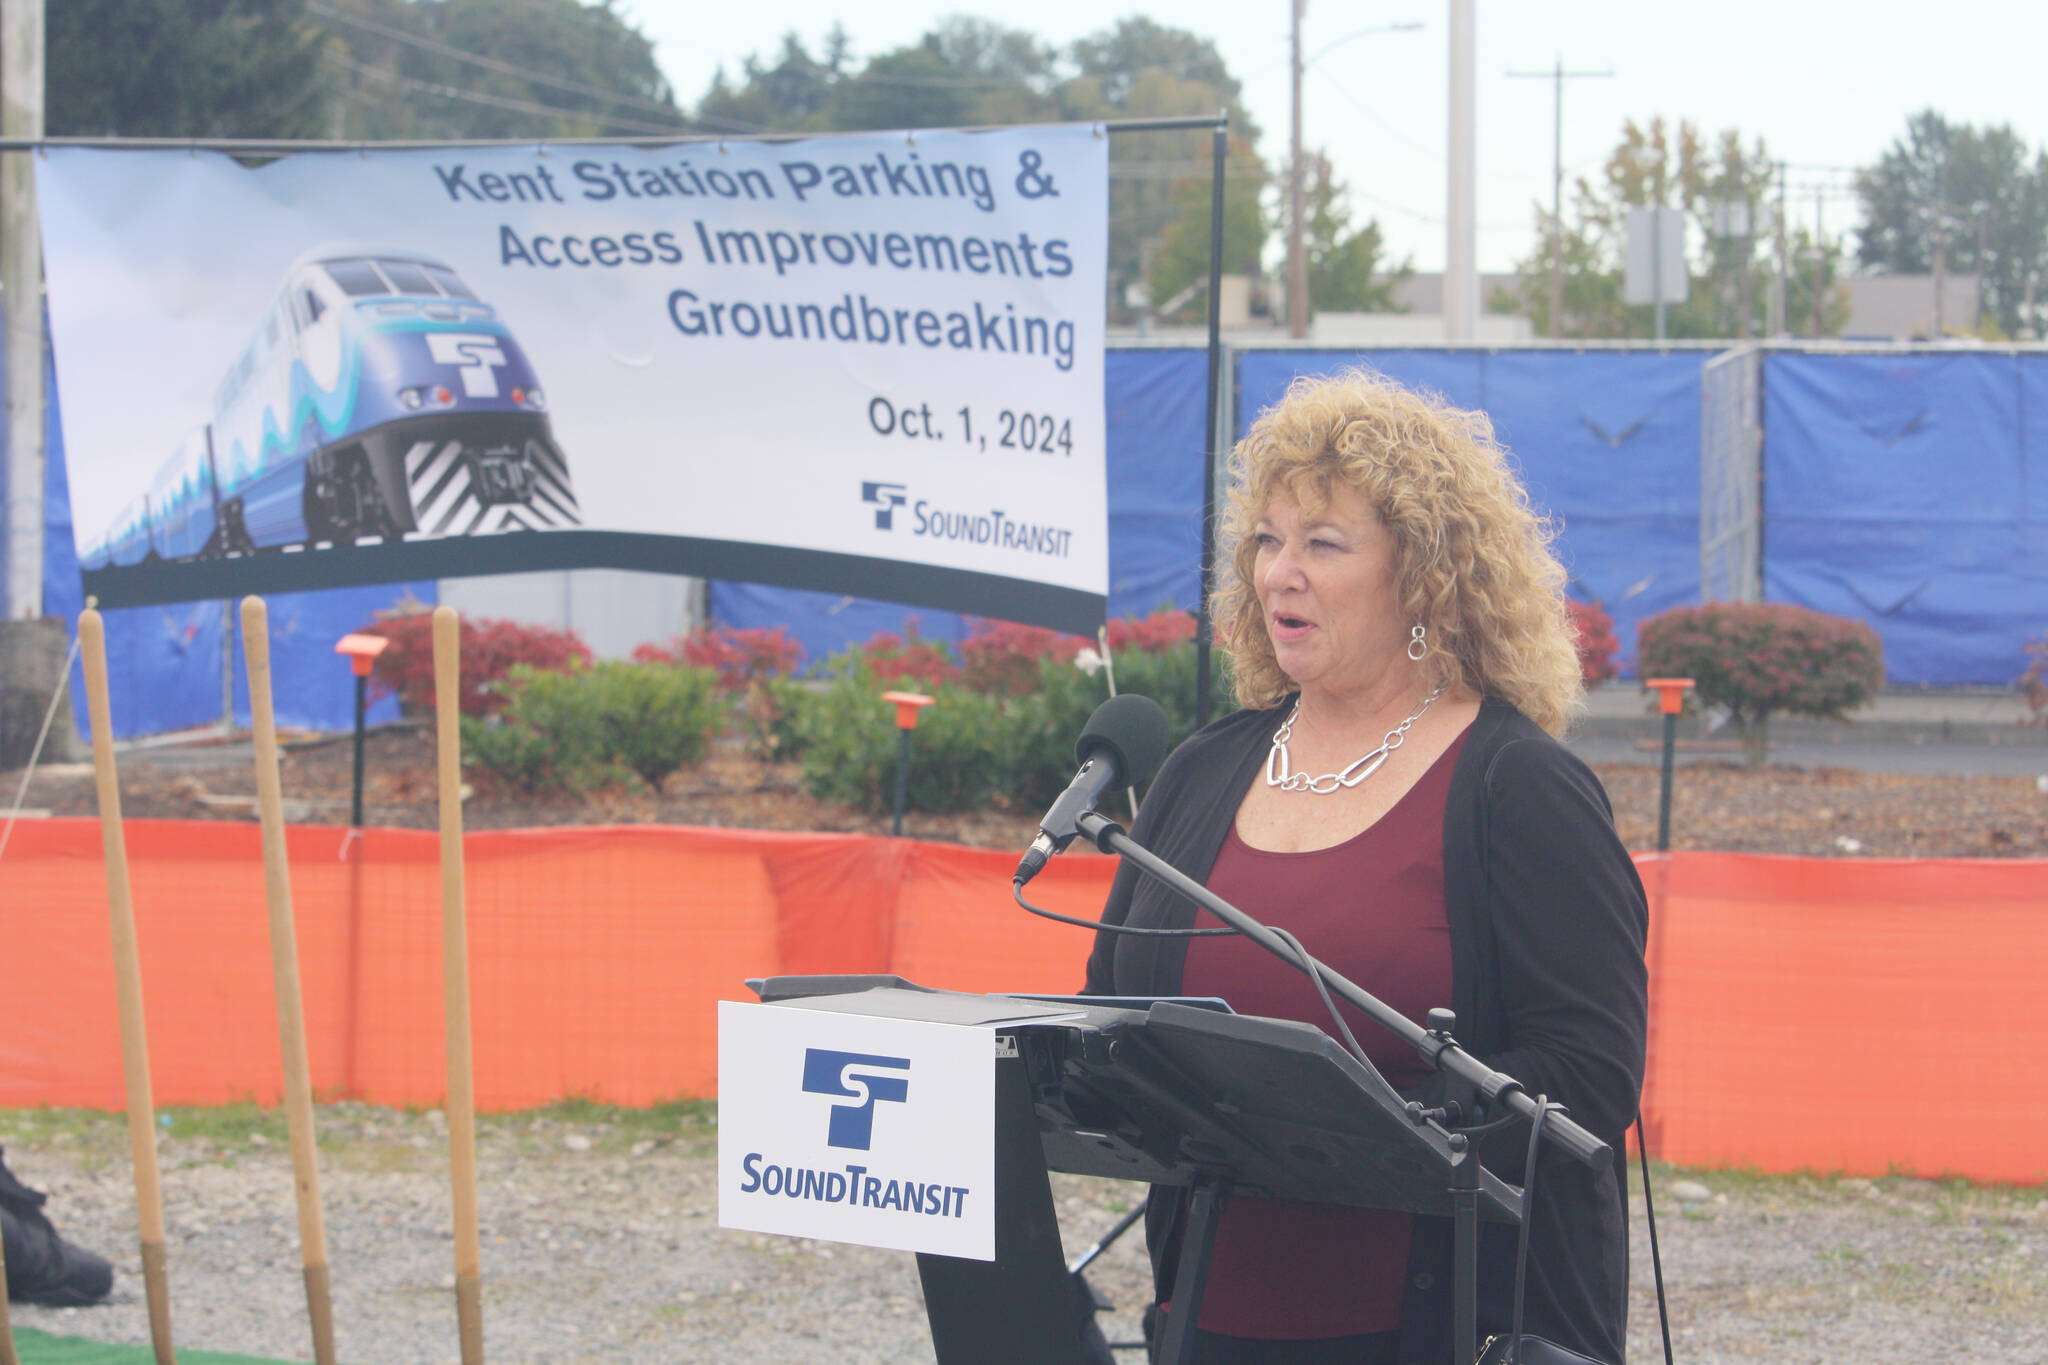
top-left (1407, 623), bottom-right (1428, 662)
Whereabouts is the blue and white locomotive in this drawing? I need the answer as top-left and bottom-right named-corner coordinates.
top-left (83, 245), bottom-right (578, 565)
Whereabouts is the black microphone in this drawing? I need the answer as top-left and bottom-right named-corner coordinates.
top-left (1015, 694), bottom-right (1170, 886)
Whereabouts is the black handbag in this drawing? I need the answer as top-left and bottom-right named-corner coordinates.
top-left (1473, 1333), bottom-right (1612, 1365)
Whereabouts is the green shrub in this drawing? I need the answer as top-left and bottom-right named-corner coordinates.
top-left (1635, 602), bottom-right (1884, 767)
top-left (758, 674), bottom-right (821, 761)
top-left (579, 660), bottom-right (726, 792)
top-left (461, 665), bottom-right (610, 791)
top-left (794, 662), bottom-right (1008, 814)
top-left (789, 618), bottom-right (1241, 821)
top-left (461, 661), bottom-right (724, 793)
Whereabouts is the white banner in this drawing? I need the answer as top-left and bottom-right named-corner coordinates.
top-left (717, 1000), bottom-right (995, 1261)
top-left (39, 126), bottom-right (1109, 630)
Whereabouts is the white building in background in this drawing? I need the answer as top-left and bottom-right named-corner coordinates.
top-left (1315, 271), bottom-right (1532, 345)
top-left (437, 570), bottom-right (701, 659)
top-left (1839, 272), bottom-right (1983, 341)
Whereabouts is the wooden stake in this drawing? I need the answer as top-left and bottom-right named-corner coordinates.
top-left (239, 597), bottom-right (337, 1365)
top-left (0, 1191), bottom-right (17, 1365)
top-left (79, 609), bottom-right (177, 1365)
top-left (433, 606), bottom-right (484, 1365)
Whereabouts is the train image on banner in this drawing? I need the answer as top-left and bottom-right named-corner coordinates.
top-left (81, 245), bottom-right (579, 568)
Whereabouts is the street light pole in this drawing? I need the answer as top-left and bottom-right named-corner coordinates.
top-left (1288, 12), bottom-right (1423, 341)
top-left (1288, 0), bottom-right (1306, 338)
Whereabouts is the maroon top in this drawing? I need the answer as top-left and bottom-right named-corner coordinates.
top-left (1177, 730), bottom-right (1465, 1340)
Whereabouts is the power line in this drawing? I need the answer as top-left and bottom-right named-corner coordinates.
top-left (1507, 58), bottom-right (1613, 338)
top-left (1311, 67), bottom-right (1442, 163)
top-left (307, 1), bottom-right (689, 125)
top-left (323, 53), bottom-right (687, 138)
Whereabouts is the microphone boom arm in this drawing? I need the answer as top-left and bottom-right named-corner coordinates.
top-left (1073, 809), bottom-right (1611, 1170)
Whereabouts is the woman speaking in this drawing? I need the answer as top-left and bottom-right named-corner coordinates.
top-left (1084, 371), bottom-right (1647, 1364)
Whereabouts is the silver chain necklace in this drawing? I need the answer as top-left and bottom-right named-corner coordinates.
top-left (1265, 685), bottom-right (1446, 795)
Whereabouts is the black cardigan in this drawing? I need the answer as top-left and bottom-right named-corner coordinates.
top-left (1083, 695), bottom-right (1648, 1364)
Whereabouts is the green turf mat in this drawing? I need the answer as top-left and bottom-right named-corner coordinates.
top-left (10, 1326), bottom-right (302, 1365)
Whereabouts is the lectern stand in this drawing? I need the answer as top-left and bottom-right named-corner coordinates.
top-left (754, 975), bottom-right (1528, 1365)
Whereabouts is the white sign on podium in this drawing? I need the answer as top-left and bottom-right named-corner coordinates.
top-left (717, 1000), bottom-right (997, 1261)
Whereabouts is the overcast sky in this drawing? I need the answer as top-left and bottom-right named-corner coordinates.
top-left (632, 1), bottom-right (2048, 275)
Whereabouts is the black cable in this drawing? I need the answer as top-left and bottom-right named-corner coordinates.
top-left (1635, 1114), bottom-right (1676, 1365)
top-left (1013, 881), bottom-right (1240, 938)
top-left (1266, 925), bottom-right (1375, 1073)
top-left (1507, 1097), bottom-right (1555, 1365)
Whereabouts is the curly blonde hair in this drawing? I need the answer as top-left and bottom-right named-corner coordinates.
top-left (1214, 369), bottom-right (1583, 736)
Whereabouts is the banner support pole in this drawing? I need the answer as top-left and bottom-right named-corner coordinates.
top-left (1196, 117), bottom-right (1228, 728)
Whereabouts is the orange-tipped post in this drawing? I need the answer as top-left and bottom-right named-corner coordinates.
top-left (1644, 678), bottom-right (1696, 850)
top-left (335, 634), bottom-right (391, 828)
top-left (881, 691), bottom-right (935, 836)
top-left (1645, 677), bottom-right (1695, 716)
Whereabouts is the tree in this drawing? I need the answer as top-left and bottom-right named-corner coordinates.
top-left (1855, 110), bottom-right (2048, 338)
top-left (1146, 145), bottom-right (1268, 324)
top-left (317, 0), bottom-right (683, 141)
top-left (51, 0), bottom-right (687, 142)
top-left (1057, 20), bottom-right (1265, 322)
top-left (1497, 117), bottom-right (1828, 339)
top-left (824, 42), bottom-right (981, 132)
top-left (696, 32), bottom-right (838, 134)
top-left (695, 17), bottom-right (1272, 323)
top-left (50, 0), bottom-right (338, 138)
top-left (1299, 151), bottom-right (1409, 315)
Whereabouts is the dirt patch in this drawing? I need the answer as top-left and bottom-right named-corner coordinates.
top-left (8, 721), bottom-right (2046, 859)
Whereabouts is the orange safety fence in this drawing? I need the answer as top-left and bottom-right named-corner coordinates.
top-left (2, 820), bottom-right (2044, 1184)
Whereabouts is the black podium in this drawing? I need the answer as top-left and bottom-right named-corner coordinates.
top-left (753, 974), bottom-right (1528, 1365)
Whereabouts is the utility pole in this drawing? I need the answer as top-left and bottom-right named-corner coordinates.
top-left (1974, 205), bottom-right (1989, 331)
top-left (1444, 0), bottom-right (1477, 340)
top-left (1737, 198), bottom-right (1755, 340)
top-left (1507, 57), bottom-right (1611, 339)
top-left (1769, 161), bottom-right (1787, 336)
top-left (1287, 0), bottom-right (1307, 338)
top-left (1289, 16), bottom-right (1421, 339)
top-left (1810, 189), bottom-right (1825, 339)
top-left (1931, 213), bottom-right (1947, 338)
top-left (2, 0), bottom-right (44, 621)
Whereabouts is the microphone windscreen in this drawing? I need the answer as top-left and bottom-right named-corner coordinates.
top-left (1074, 694), bottom-right (1171, 784)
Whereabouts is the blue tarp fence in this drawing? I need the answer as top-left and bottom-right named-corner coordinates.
top-left (9, 343), bottom-right (2045, 739)
top-left (1763, 351), bottom-right (2048, 686)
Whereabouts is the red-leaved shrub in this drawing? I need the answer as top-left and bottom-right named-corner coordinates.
top-left (1635, 601), bottom-right (1884, 766)
top-left (634, 625), bottom-right (805, 692)
top-left (961, 619), bottom-right (1087, 695)
top-left (1107, 609), bottom-right (1198, 653)
top-left (858, 620), bottom-right (961, 689)
top-left (955, 608), bottom-right (1201, 695)
top-left (1568, 599), bottom-right (1620, 685)
top-left (361, 612), bottom-right (592, 718)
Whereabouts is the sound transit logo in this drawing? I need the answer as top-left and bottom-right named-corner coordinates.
top-left (860, 480), bottom-right (908, 530)
top-left (801, 1048), bottom-right (911, 1150)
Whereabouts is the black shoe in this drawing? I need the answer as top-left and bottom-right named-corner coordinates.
top-left (1, 1146), bottom-right (114, 1308)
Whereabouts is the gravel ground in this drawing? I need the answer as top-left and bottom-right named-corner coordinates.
top-left (5, 1105), bottom-right (2045, 1365)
